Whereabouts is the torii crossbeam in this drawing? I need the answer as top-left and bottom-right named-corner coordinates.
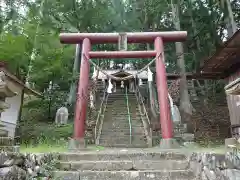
top-left (60, 31), bottom-right (187, 149)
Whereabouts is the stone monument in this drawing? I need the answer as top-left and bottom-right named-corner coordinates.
top-left (55, 106), bottom-right (69, 125)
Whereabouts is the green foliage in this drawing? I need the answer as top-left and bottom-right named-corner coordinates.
top-left (20, 122), bottom-right (73, 145)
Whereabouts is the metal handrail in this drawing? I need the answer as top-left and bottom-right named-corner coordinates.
top-left (134, 82), bottom-right (152, 147)
top-left (96, 93), bottom-right (109, 144)
top-left (94, 88), bottom-right (107, 141)
top-left (125, 87), bottom-right (132, 145)
top-left (136, 86), bottom-right (151, 125)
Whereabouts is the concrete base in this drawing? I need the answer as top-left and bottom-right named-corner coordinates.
top-left (159, 138), bottom-right (180, 149)
top-left (68, 138), bottom-right (86, 151)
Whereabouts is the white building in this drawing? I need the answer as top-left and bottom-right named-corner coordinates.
top-left (0, 64), bottom-right (41, 137)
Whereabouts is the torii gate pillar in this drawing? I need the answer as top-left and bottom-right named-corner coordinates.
top-left (69, 38), bottom-right (91, 150)
top-left (155, 37), bottom-right (179, 148)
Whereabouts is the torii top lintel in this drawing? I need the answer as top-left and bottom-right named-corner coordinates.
top-left (60, 31), bottom-right (187, 44)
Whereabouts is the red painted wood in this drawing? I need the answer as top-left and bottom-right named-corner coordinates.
top-left (89, 51), bottom-right (156, 59)
top-left (154, 37), bottom-right (173, 139)
top-left (60, 31), bottom-right (187, 44)
top-left (74, 38), bottom-right (91, 139)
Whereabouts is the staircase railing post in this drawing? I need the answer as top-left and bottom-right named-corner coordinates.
top-left (95, 88), bottom-right (107, 144)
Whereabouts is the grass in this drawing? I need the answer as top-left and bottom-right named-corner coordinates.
top-left (20, 143), bottom-right (67, 153)
top-left (20, 140), bottom-right (107, 153)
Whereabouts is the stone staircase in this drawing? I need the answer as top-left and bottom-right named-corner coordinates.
top-left (98, 92), bottom-right (148, 148)
top-left (54, 150), bottom-right (196, 180)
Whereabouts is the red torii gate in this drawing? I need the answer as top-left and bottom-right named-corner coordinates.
top-left (60, 31), bottom-right (187, 149)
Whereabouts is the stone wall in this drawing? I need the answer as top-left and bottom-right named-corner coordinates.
top-left (189, 149), bottom-right (240, 180)
top-left (0, 153), bottom-right (58, 179)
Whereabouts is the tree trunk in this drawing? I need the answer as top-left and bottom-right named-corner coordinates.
top-left (225, 0), bottom-right (237, 37)
top-left (171, 0), bottom-right (193, 132)
top-left (188, 1), bottom-right (199, 102)
top-left (68, 44), bottom-right (81, 105)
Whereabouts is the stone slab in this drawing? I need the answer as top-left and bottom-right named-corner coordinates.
top-left (98, 143), bottom-right (148, 148)
top-left (64, 161), bottom-right (133, 171)
top-left (53, 170), bottom-right (196, 180)
top-left (58, 160), bottom-right (189, 171)
top-left (133, 160), bottom-right (189, 170)
top-left (59, 152), bottom-right (187, 161)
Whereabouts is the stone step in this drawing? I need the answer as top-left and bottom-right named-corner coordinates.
top-left (108, 102), bottom-right (137, 104)
top-left (108, 95), bottom-right (136, 98)
top-left (107, 98), bottom-right (136, 101)
top-left (101, 128), bottom-right (145, 134)
top-left (103, 124), bottom-right (144, 128)
top-left (98, 143), bottom-right (148, 148)
top-left (103, 121), bottom-right (143, 124)
top-left (105, 114), bottom-right (142, 118)
top-left (103, 119), bottom-right (143, 122)
top-left (99, 138), bottom-right (146, 144)
top-left (0, 146), bottom-right (20, 152)
top-left (99, 136), bottom-right (147, 142)
top-left (104, 120), bottom-right (143, 124)
top-left (102, 122), bottom-right (143, 126)
top-left (53, 170), bottom-right (195, 180)
top-left (103, 115), bottom-right (127, 118)
top-left (104, 108), bottom-right (133, 111)
top-left (105, 116), bottom-right (143, 119)
top-left (59, 152), bottom-right (187, 161)
top-left (57, 160), bottom-right (189, 171)
top-left (108, 103), bottom-right (137, 105)
top-left (104, 114), bottom-right (138, 118)
top-left (101, 130), bottom-right (145, 138)
top-left (98, 140), bottom-right (147, 146)
top-left (105, 113), bottom-right (142, 117)
top-left (101, 132), bottom-right (145, 137)
top-left (108, 98), bottom-right (137, 100)
top-left (103, 117), bottom-right (143, 121)
top-left (103, 119), bottom-right (143, 124)
top-left (99, 136), bottom-right (147, 143)
top-left (0, 137), bottom-right (14, 146)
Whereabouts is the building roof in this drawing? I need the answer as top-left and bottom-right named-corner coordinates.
top-left (0, 64), bottom-right (42, 97)
top-left (201, 29), bottom-right (240, 78)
